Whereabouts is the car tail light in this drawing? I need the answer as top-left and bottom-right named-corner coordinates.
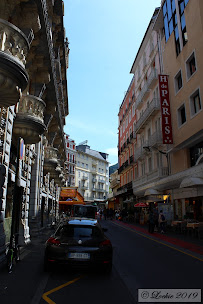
top-left (99, 239), bottom-right (112, 248)
top-left (47, 237), bottom-right (60, 246)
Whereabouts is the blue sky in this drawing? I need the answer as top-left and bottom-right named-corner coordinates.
top-left (63, 0), bottom-right (161, 166)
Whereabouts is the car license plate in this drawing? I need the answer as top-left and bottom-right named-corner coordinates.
top-left (68, 252), bottom-right (90, 259)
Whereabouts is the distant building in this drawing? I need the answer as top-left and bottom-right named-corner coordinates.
top-left (109, 163), bottom-right (118, 176)
top-left (108, 169), bottom-right (120, 210)
top-left (65, 134), bottom-right (76, 187)
top-left (75, 142), bottom-right (109, 206)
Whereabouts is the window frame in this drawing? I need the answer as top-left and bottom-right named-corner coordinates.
top-left (185, 50), bottom-right (197, 81)
top-left (177, 102), bottom-right (187, 128)
top-left (189, 88), bottom-right (202, 118)
top-left (174, 69), bottom-right (183, 95)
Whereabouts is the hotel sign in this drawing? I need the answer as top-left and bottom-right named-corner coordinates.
top-left (158, 75), bottom-right (173, 144)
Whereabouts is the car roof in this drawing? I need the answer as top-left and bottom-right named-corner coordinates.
top-left (62, 217), bottom-right (98, 226)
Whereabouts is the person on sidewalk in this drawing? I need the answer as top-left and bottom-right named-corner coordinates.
top-left (159, 210), bottom-right (166, 233)
top-left (148, 210), bottom-right (155, 233)
top-left (153, 207), bottom-right (159, 232)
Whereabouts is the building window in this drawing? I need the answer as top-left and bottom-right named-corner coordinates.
top-left (163, 0), bottom-right (177, 42)
top-left (186, 52), bottom-right (196, 80)
top-left (174, 70), bottom-right (183, 93)
top-left (190, 89), bottom-right (201, 117)
top-left (178, 0), bottom-right (188, 46)
top-left (178, 103), bottom-right (186, 127)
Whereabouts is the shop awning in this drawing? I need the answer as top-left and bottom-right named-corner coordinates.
top-left (134, 202), bottom-right (148, 208)
top-left (180, 177), bottom-right (203, 188)
top-left (60, 187), bottom-right (84, 204)
top-left (59, 200), bottom-right (85, 206)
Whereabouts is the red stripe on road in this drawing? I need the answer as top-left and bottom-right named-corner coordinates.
top-left (113, 220), bottom-right (203, 256)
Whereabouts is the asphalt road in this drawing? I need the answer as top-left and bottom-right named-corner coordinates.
top-left (0, 219), bottom-right (202, 304)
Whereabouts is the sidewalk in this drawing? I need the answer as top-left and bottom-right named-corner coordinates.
top-left (112, 219), bottom-right (203, 258)
top-left (0, 227), bottom-right (53, 304)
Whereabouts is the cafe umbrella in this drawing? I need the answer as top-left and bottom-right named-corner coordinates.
top-left (134, 202), bottom-right (148, 207)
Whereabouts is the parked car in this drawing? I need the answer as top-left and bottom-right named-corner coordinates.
top-left (72, 204), bottom-right (97, 219)
top-left (44, 218), bottom-right (113, 273)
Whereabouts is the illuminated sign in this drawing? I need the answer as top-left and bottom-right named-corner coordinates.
top-left (158, 75), bottom-right (173, 144)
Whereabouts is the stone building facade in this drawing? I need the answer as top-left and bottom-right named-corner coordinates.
top-left (75, 143), bottom-right (109, 206)
top-left (0, 0), bottom-right (69, 265)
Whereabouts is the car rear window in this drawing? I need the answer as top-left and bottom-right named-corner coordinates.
top-left (56, 225), bottom-right (102, 238)
top-left (73, 206), bottom-right (97, 218)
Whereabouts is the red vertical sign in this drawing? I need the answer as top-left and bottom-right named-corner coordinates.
top-left (158, 75), bottom-right (173, 144)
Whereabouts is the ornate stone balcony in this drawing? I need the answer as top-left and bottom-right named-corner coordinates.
top-left (0, 19), bottom-right (30, 107)
top-left (13, 94), bottom-right (46, 144)
top-left (44, 147), bottom-right (59, 176)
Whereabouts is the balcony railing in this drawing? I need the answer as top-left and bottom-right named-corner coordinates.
top-left (134, 146), bottom-right (145, 162)
top-left (135, 69), bottom-right (158, 109)
top-left (81, 185), bottom-right (88, 190)
top-left (110, 178), bottom-right (120, 188)
top-left (118, 164), bottom-right (124, 174)
top-left (81, 176), bottom-right (88, 180)
top-left (0, 19), bottom-right (30, 67)
top-left (124, 160), bottom-right (129, 168)
top-left (84, 196), bottom-right (94, 201)
top-left (130, 155), bottom-right (134, 164)
top-left (98, 179), bottom-right (105, 183)
top-left (148, 130), bottom-right (163, 147)
top-left (133, 167), bottom-right (168, 188)
top-left (134, 98), bottom-right (160, 134)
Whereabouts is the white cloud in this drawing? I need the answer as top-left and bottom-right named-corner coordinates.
top-left (105, 147), bottom-right (118, 156)
top-left (66, 118), bottom-right (117, 137)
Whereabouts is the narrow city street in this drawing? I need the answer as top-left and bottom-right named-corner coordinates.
top-left (0, 219), bottom-right (202, 304)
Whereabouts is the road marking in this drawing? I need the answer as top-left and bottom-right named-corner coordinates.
top-left (42, 276), bottom-right (83, 304)
top-left (112, 221), bottom-right (203, 262)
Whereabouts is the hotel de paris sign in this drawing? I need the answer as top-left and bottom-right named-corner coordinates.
top-left (158, 75), bottom-right (173, 144)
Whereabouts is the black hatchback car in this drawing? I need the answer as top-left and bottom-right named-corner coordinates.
top-left (44, 218), bottom-right (113, 273)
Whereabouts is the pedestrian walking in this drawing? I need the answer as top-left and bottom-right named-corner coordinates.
top-left (148, 209), bottom-right (155, 233)
top-left (99, 209), bottom-right (103, 220)
top-left (153, 207), bottom-right (159, 232)
top-left (159, 210), bottom-right (166, 233)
